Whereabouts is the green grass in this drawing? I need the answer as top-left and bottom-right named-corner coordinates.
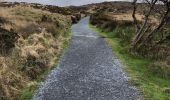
top-left (90, 24), bottom-right (170, 100)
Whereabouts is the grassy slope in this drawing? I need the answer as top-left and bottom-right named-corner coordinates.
top-left (22, 32), bottom-right (71, 99)
top-left (90, 25), bottom-right (170, 100)
top-left (0, 5), bottom-right (72, 100)
top-left (20, 32), bottom-right (72, 100)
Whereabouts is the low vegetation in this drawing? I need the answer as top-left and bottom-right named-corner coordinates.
top-left (0, 4), bottom-right (72, 100)
top-left (0, 1), bottom-right (169, 100)
top-left (131, 0), bottom-right (170, 59)
top-left (90, 11), bottom-right (170, 99)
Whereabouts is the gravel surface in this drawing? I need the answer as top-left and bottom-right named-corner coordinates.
top-left (34, 17), bottom-right (140, 100)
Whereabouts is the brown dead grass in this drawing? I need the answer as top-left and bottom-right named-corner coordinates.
top-left (104, 12), bottom-right (159, 25)
top-left (0, 5), bottom-right (71, 100)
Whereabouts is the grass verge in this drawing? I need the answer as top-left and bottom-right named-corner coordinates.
top-left (90, 24), bottom-right (170, 100)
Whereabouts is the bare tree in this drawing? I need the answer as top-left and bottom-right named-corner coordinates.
top-left (131, 0), bottom-right (170, 55)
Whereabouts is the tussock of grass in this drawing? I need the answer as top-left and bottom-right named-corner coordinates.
top-left (0, 5), bottom-right (72, 100)
top-left (90, 24), bottom-right (170, 100)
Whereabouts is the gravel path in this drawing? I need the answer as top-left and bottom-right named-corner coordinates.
top-left (34, 17), bottom-right (140, 100)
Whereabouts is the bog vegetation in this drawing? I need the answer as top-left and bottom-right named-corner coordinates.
top-left (90, 0), bottom-right (170, 99)
top-left (0, 4), bottom-right (71, 100)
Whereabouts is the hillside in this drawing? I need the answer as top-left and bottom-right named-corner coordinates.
top-left (0, 2), bottom-right (72, 100)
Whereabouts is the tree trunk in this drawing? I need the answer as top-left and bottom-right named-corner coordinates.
top-left (131, 0), bottom-right (158, 50)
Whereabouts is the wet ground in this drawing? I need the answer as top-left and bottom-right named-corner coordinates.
top-left (34, 17), bottom-right (140, 100)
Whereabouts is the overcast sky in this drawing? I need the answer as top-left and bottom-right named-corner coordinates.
top-left (3, 0), bottom-right (132, 6)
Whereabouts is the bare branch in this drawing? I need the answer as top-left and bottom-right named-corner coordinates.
top-left (132, 0), bottom-right (140, 32)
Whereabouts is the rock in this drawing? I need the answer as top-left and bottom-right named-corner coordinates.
top-left (71, 15), bottom-right (77, 24)
top-left (71, 14), bottom-right (82, 24)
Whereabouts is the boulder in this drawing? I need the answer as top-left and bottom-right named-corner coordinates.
top-left (71, 14), bottom-right (81, 24)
